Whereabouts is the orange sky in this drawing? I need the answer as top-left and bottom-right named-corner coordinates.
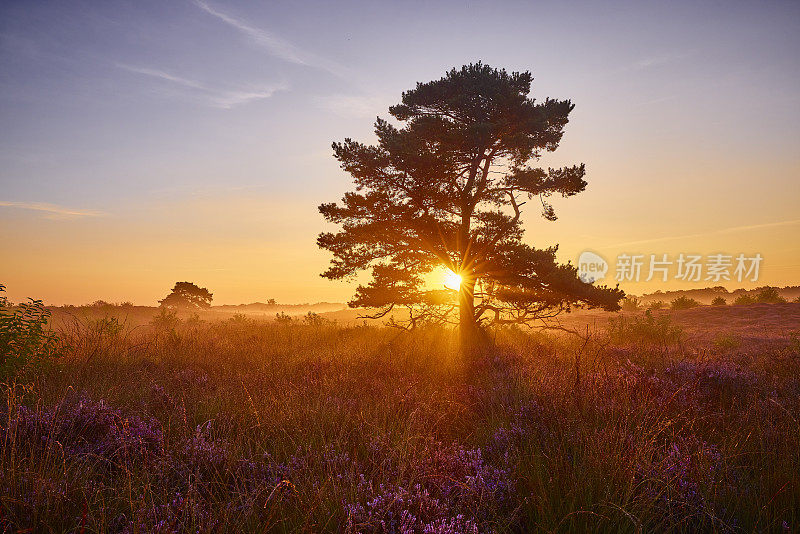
top-left (2, 1), bottom-right (798, 305)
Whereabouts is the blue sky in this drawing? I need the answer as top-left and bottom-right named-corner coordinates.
top-left (1, 0), bottom-right (799, 304)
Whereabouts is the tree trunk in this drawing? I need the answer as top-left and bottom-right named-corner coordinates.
top-left (458, 276), bottom-right (478, 351)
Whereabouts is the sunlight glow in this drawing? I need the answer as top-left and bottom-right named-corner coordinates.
top-left (443, 269), bottom-right (462, 291)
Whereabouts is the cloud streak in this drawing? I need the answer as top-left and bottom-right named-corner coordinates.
top-left (193, 0), bottom-right (350, 79)
top-left (116, 63), bottom-right (286, 108)
top-left (0, 201), bottom-right (106, 219)
top-left (604, 218), bottom-right (800, 248)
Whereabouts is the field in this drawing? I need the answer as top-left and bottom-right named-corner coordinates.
top-left (2, 304), bottom-right (800, 532)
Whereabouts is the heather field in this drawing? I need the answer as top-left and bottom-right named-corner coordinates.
top-left (2, 304), bottom-right (799, 533)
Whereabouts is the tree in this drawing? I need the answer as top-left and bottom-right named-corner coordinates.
top-left (159, 282), bottom-right (213, 309)
top-left (318, 63), bottom-right (624, 347)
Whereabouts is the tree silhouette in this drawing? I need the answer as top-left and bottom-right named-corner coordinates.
top-left (159, 282), bottom-right (213, 309)
top-left (318, 63), bottom-right (623, 346)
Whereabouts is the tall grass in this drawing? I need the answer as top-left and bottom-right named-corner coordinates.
top-left (1, 313), bottom-right (798, 532)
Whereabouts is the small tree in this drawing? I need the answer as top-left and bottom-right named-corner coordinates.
top-left (159, 282), bottom-right (213, 309)
top-left (711, 296), bottom-right (727, 306)
top-left (318, 63), bottom-right (623, 348)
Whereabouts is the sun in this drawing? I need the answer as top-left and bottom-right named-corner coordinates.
top-left (443, 268), bottom-right (462, 291)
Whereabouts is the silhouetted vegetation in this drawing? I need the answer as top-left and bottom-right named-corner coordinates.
top-left (755, 286), bottom-right (787, 304)
top-left (671, 296), bottom-right (700, 310)
top-left (621, 296), bottom-right (641, 311)
top-left (159, 281), bottom-right (213, 308)
top-left (319, 63), bottom-right (623, 348)
top-left (711, 296), bottom-right (727, 306)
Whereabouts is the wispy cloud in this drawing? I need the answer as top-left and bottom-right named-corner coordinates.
top-left (605, 218), bottom-right (800, 248)
top-left (0, 201), bottom-right (106, 219)
top-left (116, 63), bottom-right (286, 108)
top-left (193, 0), bottom-right (350, 79)
top-left (117, 65), bottom-right (205, 89)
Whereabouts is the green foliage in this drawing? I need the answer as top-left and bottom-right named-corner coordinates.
top-left (711, 296), bottom-right (727, 306)
top-left (0, 284), bottom-right (62, 379)
top-left (733, 294), bottom-right (756, 306)
top-left (671, 296), bottom-right (700, 310)
top-left (607, 309), bottom-right (683, 345)
top-left (620, 296), bottom-right (641, 311)
top-left (647, 300), bottom-right (666, 310)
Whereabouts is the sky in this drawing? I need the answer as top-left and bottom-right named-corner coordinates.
top-left (1, 0), bottom-right (799, 305)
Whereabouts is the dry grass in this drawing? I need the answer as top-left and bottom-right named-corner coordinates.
top-left (2, 305), bottom-right (800, 532)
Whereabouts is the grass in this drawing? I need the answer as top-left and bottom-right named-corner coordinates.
top-left (1, 307), bottom-right (799, 532)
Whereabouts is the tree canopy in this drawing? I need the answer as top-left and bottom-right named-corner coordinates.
top-left (318, 63), bottom-right (623, 339)
top-left (159, 282), bottom-right (213, 309)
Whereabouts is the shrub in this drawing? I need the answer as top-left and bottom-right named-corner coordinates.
top-left (621, 296), bottom-right (641, 312)
top-left (648, 300), bottom-right (666, 310)
top-left (607, 309), bottom-right (683, 345)
top-left (0, 284), bottom-right (63, 380)
top-left (711, 296), bottom-right (727, 306)
top-left (671, 296), bottom-right (700, 310)
top-left (150, 307), bottom-right (180, 331)
top-left (733, 294), bottom-right (755, 306)
top-left (755, 287), bottom-right (786, 304)
top-left (229, 313), bottom-right (250, 325)
top-left (303, 311), bottom-right (331, 326)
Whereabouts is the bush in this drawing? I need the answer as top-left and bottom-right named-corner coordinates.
top-left (150, 307), bottom-right (180, 331)
top-left (621, 296), bottom-right (641, 312)
top-left (647, 300), bottom-right (666, 310)
top-left (275, 312), bottom-right (294, 324)
top-left (671, 296), bottom-right (700, 310)
top-left (607, 310), bottom-right (683, 345)
top-left (711, 296), bottom-right (727, 306)
top-left (0, 284), bottom-right (63, 380)
top-left (755, 287), bottom-right (786, 304)
top-left (733, 294), bottom-right (755, 306)
top-left (303, 311), bottom-right (331, 326)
